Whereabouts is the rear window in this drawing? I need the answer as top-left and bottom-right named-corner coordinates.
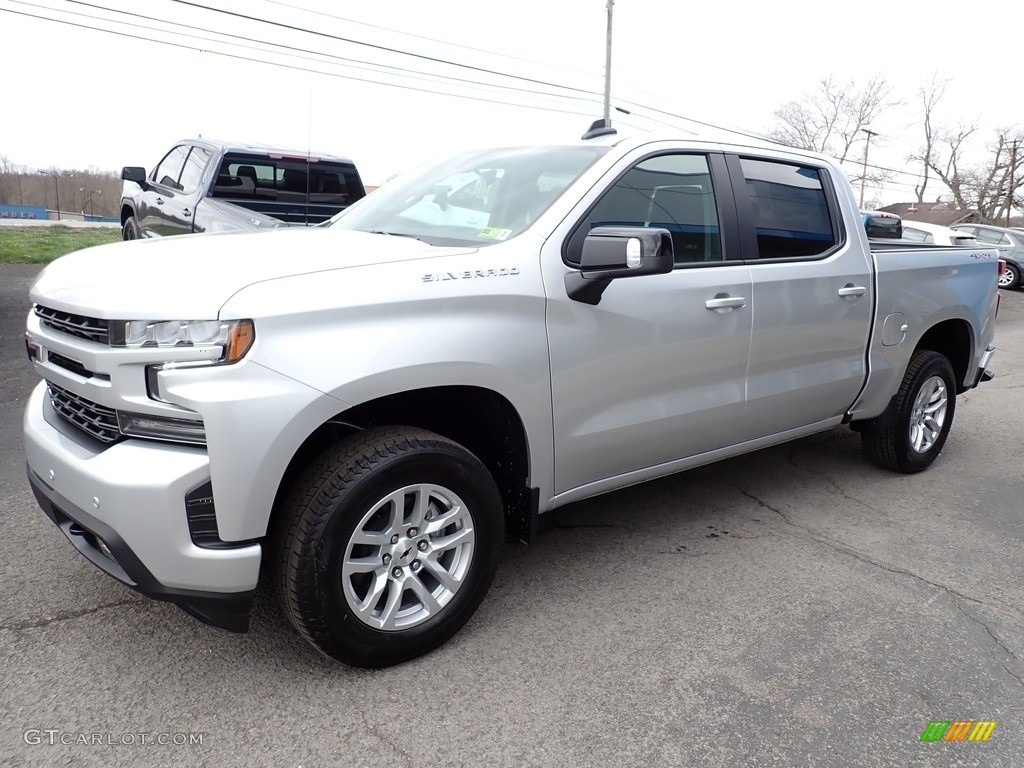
top-left (211, 154), bottom-right (364, 209)
top-left (739, 158), bottom-right (838, 258)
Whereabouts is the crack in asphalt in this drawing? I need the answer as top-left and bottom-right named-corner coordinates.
top-left (0, 598), bottom-right (144, 631)
top-left (740, 488), bottom-right (1024, 688)
top-left (787, 446), bottom-right (889, 517)
top-left (949, 599), bottom-right (1024, 687)
top-left (358, 709), bottom-right (414, 766)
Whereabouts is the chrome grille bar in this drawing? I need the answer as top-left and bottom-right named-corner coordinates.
top-left (35, 305), bottom-right (110, 345)
top-left (46, 382), bottom-right (121, 444)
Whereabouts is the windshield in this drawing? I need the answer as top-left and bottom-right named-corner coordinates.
top-left (329, 145), bottom-right (608, 246)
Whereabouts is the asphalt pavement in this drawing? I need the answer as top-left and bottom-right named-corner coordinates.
top-left (1, 262), bottom-right (1021, 767)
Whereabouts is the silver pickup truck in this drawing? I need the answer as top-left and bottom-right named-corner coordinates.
top-left (24, 128), bottom-right (999, 667)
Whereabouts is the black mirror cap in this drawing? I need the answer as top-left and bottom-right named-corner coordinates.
top-left (121, 166), bottom-right (148, 185)
top-left (579, 227), bottom-right (674, 274)
top-left (566, 227), bottom-right (674, 305)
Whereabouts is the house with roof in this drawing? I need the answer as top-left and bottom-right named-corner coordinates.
top-left (876, 202), bottom-right (981, 227)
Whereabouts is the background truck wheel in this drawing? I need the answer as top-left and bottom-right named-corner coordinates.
top-left (998, 261), bottom-right (1020, 289)
top-left (122, 216), bottom-right (140, 241)
top-left (274, 426), bottom-right (504, 668)
top-left (861, 350), bottom-right (957, 473)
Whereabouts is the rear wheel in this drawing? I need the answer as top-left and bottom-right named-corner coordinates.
top-left (274, 426), bottom-right (504, 667)
top-left (861, 350), bottom-right (957, 473)
top-left (998, 261), bottom-right (1020, 290)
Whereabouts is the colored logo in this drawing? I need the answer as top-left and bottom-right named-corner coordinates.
top-left (921, 720), bottom-right (997, 742)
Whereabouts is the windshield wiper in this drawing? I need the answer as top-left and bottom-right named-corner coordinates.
top-left (369, 230), bottom-right (421, 239)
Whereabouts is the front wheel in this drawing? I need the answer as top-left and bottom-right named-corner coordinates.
top-left (274, 426), bottom-right (504, 667)
top-left (122, 215), bottom-right (140, 241)
top-left (998, 261), bottom-right (1021, 290)
top-left (861, 350), bottom-right (957, 473)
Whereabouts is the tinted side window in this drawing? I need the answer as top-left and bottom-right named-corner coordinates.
top-left (973, 229), bottom-right (1004, 245)
top-left (740, 158), bottom-right (837, 259)
top-left (153, 146), bottom-right (189, 190)
top-left (901, 227), bottom-right (932, 243)
top-left (213, 155), bottom-right (364, 206)
top-left (178, 147), bottom-right (212, 194)
top-left (570, 154), bottom-right (723, 265)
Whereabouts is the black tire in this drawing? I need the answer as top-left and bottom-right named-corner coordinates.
top-left (122, 215), bottom-right (140, 241)
top-left (274, 426), bottom-right (503, 668)
top-left (861, 350), bottom-right (957, 473)
top-left (998, 261), bottom-right (1021, 290)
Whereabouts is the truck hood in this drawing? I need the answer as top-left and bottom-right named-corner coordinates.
top-left (30, 227), bottom-right (477, 319)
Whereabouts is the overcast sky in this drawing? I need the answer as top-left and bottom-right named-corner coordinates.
top-left (0, 0), bottom-right (1018, 204)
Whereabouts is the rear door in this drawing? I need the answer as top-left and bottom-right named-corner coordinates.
top-left (728, 154), bottom-right (873, 435)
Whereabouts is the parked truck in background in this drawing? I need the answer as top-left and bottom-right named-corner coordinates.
top-left (26, 125), bottom-right (999, 668)
top-left (119, 138), bottom-right (365, 240)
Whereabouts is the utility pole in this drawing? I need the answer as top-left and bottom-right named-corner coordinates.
top-left (859, 128), bottom-right (879, 208)
top-left (603, 0), bottom-right (614, 127)
top-left (1007, 139), bottom-right (1018, 227)
top-left (39, 169), bottom-right (61, 221)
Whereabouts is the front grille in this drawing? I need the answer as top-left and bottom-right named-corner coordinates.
top-left (46, 382), bottom-right (121, 444)
top-left (35, 305), bottom-right (110, 345)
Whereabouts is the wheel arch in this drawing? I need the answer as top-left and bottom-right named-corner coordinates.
top-left (914, 318), bottom-right (973, 393)
top-left (271, 385), bottom-right (537, 543)
top-left (120, 201), bottom-right (136, 227)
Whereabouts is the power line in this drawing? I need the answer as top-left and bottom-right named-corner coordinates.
top-left (54, 0), bottom-right (601, 107)
top-left (0, 5), bottom-right (601, 118)
top-left (2, 0), bottom-right (963, 200)
top-left (42, 0), bottom-right (740, 142)
top-left (256, 0), bottom-right (603, 82)
top-left (169, 0), bottom-right (599, 98)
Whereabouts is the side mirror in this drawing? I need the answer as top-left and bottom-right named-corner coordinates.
top-left (121, 166), bottom-right (148, 186)
top-left (565, 227), bottom-right (674, 305)
top-left (432, 186), bottom-right (449, 211)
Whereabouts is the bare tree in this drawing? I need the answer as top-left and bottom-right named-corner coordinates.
top-left (768, 76), bottom-right (898, 202)
top-left (768, 75), bottom-right (900, 163)
top-left (924, 126), bottom-right (1024, 221)
top-left (909, 75), bottom-right (949, 203)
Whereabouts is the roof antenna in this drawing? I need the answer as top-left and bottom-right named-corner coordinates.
top-left (581, 119), bottom-right (617, 140)
top-left (582, 0), bottom-right (617, 142)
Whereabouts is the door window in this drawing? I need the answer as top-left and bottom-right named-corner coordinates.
top-left (972, 229), bottom-right (1006, 245)
top-left (178, 147), bottom-right (212, 194)
top-left (739, 158), bottom-right (838, 259)
top-left (568, 154), bottom-right (723, 265)
top-left (152, 146), bottom-right (189, 190)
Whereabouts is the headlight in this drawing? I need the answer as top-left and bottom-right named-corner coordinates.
top-left (114, 319), bottom-right (255, 363)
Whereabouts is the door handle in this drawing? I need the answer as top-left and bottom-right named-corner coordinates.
top-left (155, 197), bottom-right (164, 205)
top-left (182, 208), bottom-right (191, 218)
top-left (838, 285), bottom-right (866, 298)
top-left (705, 294), bottom-right (747, 312)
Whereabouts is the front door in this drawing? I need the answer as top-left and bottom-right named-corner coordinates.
top-left (545, 150), bottom-right (753, 496)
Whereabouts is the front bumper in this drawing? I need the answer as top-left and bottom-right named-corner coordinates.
top-left (24, 382), bottom-right (261, 632)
